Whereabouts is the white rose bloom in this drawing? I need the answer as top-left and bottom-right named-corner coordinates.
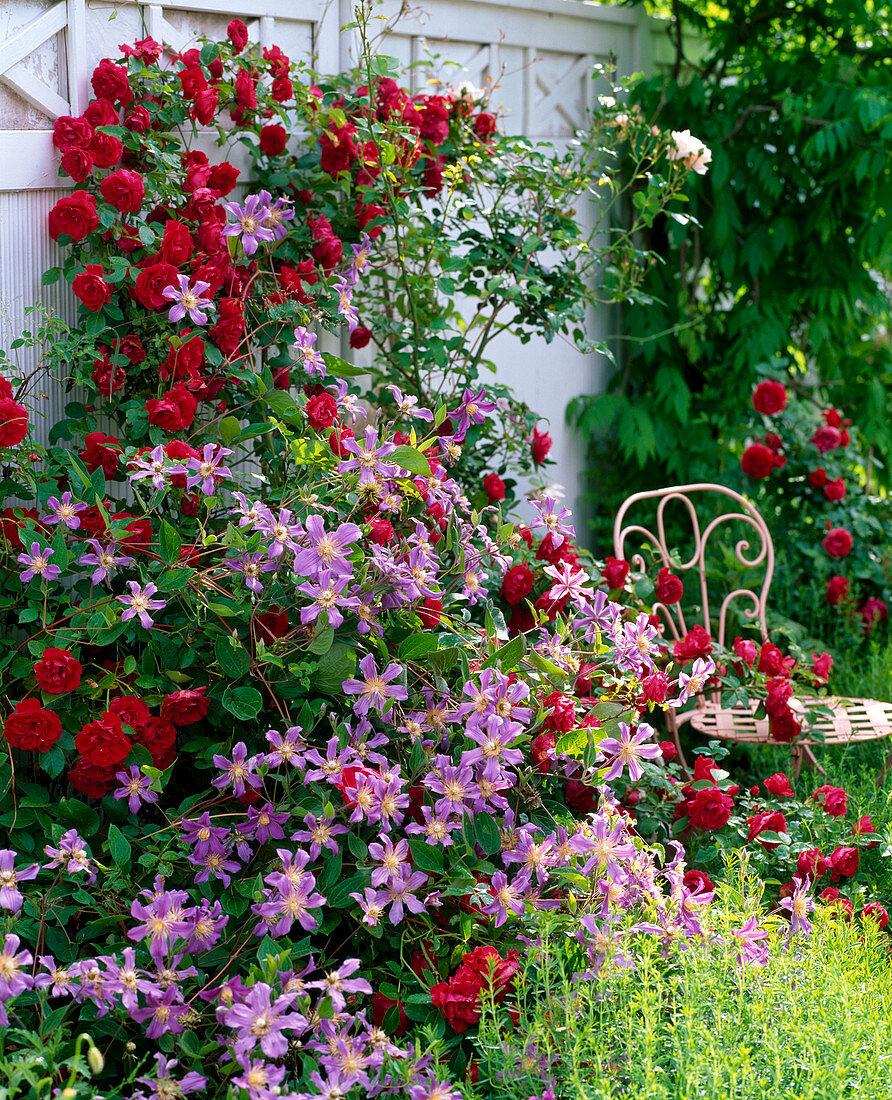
top-left (668, 129), bottom-right (713, 175)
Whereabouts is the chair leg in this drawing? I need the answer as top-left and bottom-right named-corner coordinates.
top-left (791, 743), bottom-right (824, 779)
top-left (668, 714), bottom-right (690, 779)
top-left (876, 749), bottom-right (892, 788)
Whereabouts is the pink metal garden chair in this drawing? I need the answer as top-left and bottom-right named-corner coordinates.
top-left (612, 483), bottom-right (892, 778)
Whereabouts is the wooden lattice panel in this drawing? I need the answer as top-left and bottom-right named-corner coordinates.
top-left (689, 696), bottom-right (892, 747)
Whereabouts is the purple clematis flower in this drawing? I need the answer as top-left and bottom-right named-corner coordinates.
top-left (135, 1054), bottom-right (206, 1098)
top-left (185, 443), bottom-right (233, 496)
top-left (113, 766), bottom-right (160, 814)
top-left (119, 581), bottom-right (166, 629)
top-left (298, 570), bottom-right (361, 628)
top-left (162, 274), bottom-right (216, 324)
top-left (223, 193), bottom-right (275, 255)
top-left (386, 384), bottom-right (434, 422)
top-left (293, 515), bottom-right (361, 578)
top-left (779, 875), bottom-right (815, 936)
top-left (342, 654), bottom-right (408, 715)
top-left (78, 539), bottom-right (135, 586)
top-left (0, 849), bottom-right (39, 913)
top-left (333, 275), bottom-right (359, 331)
top-left (127, 445), bottom-right (185, 492)
top-left (223, 982), bottom-right (307, 1058)
top-left (0, 935), bottom-right (34, 1008)
top-left (530, 496), bottom-right (576, 548)
top-left (17, 542), bottom-right (60, 584)
top-left (257, 189), bottom-right (295, 241)
top-left (212, 742), bottom-right (262, 797)
top-left (42, 492), bottom-right (87, 530)
top-left (596, 721), bottom-right (662, 782)
top-left (339, 426), bottom-right (398, 487)
top-left (670, 656), bottom-right (716, 707)
top-left (292, 326), bottom-right (326, 377)
top-left (449, 386), bottom-right (497, 442)
top-left (228, 551), bottom-right (279, 594)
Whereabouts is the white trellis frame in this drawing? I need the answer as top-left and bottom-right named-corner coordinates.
top-left (0, 0), bottom-right (662, 521)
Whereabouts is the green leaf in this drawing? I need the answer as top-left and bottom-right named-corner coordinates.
top-left (220, 416), bottom-right (241, 446)
top-left (409, 837), bottom-right (445, 874)
top-left (263, 389), bottom-right (300, 422)
top-left (215, 638), bottom-right (251, 679)
top-left (58, 797), bottom-right (100, 834)
top-left (159, 521), bottom-right (181, 567)
top-left (326, 872), bottom-right (368, 908)
top-left (398, 634), bottom-right (439, 659)
top-left (308, 624), bottom-right (335, 656)
top-left (390, 445), bottom-right (431, 476)
top-left (314, 642), bottom-right (356, 694)
top-left (482, 633), bottom-right (525, 671)
top-left (474, 814), bottom-right (502, 856)
top-left (322, 352), bottom-right (366, 378)
top-left (221, 684), bottom-right (263, 721)
top-left (107, 823), bottom-right (131, 867)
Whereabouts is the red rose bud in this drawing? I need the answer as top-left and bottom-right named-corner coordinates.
top-left (862, 902), bottom-right (889, 929)
top-left (641, 670), bottom-right (669, 704)
top-left (825, 574), bottom-right (850, 606)
top-left (305, 391), bottom-right (338, 432)
top-left (812, 651), bottom-right (833, 684)
top-left (659, 740), bottom-right (677, 762)
top-left (601, 556), bottom-right (630, 590)
top-left (418, 598), bottom-right (442, 628)
top-left (349, 326), bottom-right (372, 349)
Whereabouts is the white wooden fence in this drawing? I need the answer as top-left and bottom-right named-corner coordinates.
top-left (0, 0), bottom-right (666, 521)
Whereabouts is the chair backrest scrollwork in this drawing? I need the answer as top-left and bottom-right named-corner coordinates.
top-left (612, 483), bottom-right (775, 647)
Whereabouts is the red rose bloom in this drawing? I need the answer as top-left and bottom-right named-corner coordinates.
top-left (814, 785), bottom-right (848, 816)
top-left (860, 597), bottom-right (888, 635)
top-left (146, 385), bottom-right (198, 433)
top-left (418, 598), bottom-right (442, 628)
top-left (740, 443), bottom-right (774, 479)
top-left (368, 517), bottom-right (394, 546)
top-left (500, 563), bottom-right (534, 605)
top-left (732, 637), bottom-right (758, 667)
top-left (763, 772), bottom-right (794, 797)
top-left (564, 778), bottom-right (597, 815)
top-left (227, 18), bottom-right (249, 52)
top-left (79, 431), bottom-right (122, 478)
top-left (134, 262), bottom-right (179, 310)
top-left (655, 566), bottom-right (683, 605)
top-left (474, 112), bottom-right (497, 141)
top-left (3, 698), bottom-right (62, 752)
top-left (530, 426), bottom-right (552, 465)
top-left (190, 87), bottom-right (219, 126)
top-left (255, 607), bottom-right (290, 643)
top-left (108, 694), bottom-right (151, 732)
top-left (68, 759), bottom-right (116, 799)
top-left (308, 215), bottom-right (343, 272)
top-left (863, 902), bottom-right (889, 929)
top-left (747, 810), bottom-right (787, 849)
top-left (233, 69), bottom-right (257, 114)
top-left (33, 648), bottom-right (82, 694)
top-left (48, 192), bottom-right (98, 242)
top-left (826, 574), bottom-right (850, 606)
top-left (641, 670), bottom-right (669, 704)
top-left (53, 115), bottom-right (93, 152)
top-left (134, 717), bottom-right (177, 769)
top-left (483, 473), bottom-right (506, 502)
top-left (797, 848), bottom-right (830, 879)
top-left (829, 845), bottom-right (859, 878)
top-left (430, 946), bottom-right (519, 1033)
top-left (683, 869), bottom-right (714, 894)
top-left (60, 148), bottom-right (94, 181)
top-left (0, 399), bottom-right (29, 447)
top-left (208, 163), bottom-right (239, 196)
top-left (542, 691), bottom-right (575, 732)
top-left (809, 468), bottom-right (828, 488)
top-left (76, 711), bottom-right (132, 767)
top-left (660, 740), bottom-right (677, 761)
top-left (822, 527), bottom-right (853, 559)
top-left (72, 265), bottom-right (112, 311)
top-left (811, 425), bottom-right (841, 454)
top-left (752, 380), bottom-right (788, 415)
top-left (160, 687), bottom-right (209, 726)
top-left (673, 625), bottom-right (713, 661)
top-left (99, 168), bottom-right (145, 213)
top-left (693, 754), bottom-right (718, 783)
top-left (824, 477), bottom-right (846, 502)
top-left (812, 651), bottom-right (833, 684)
top-left (259, 124), bottom-right (287, 156)
top-left (601, 556), bottom-right (630, 590)
top-left (124, 104), bottom-right (152, 133)
top-left (91, 59), bottom-right (132, 105)
top-left (758, 641), bottom-right (794, 678)
top-left (328, 426), bottom-right (355, 458)
top-left (852, 814), bottom-right (877, 840)
top-left (687, 786), bottom-right (734, 830)
top-left (305, 392), bottom-right (338, 431)
top-left (507, 603), bottom-right (536, 636)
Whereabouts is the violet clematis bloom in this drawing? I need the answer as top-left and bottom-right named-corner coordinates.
top-left (135, 1054), bottom-right (206, 1098)
top-left (42, 491), bottom-right (87, 530)
top-left (0, 935), bottom-right (34, 1011)
top-left (544, 560), bottom-right (595, 610)
top-left (670, 656), bottom-right (716, 707)
top-left (333, 275), bottom-right (359, 331)
top-left (530, 496), bottom-right (576, 548)
top-left (480, 869), bottom-right (530, 927)
top-left (731, 916), bottom-right (770, 969)
top-left (342, 654), bottom-right (408, 715)
top-left (44, 829), bottom-right (96, 883)
top-left (119, 581), bottom-right (166, 629)
top-left (386, 384), bottom-right (435, 422)
top-left (113, 766), bottom-right (159, 814)
top-left (17, 542), bottom-right (60, 584)
top-left (339, 426), bottom-right (399, 486)
top-left (162, 274), bottom-right (216, 324)
top-left (449, 386), bottom-right (497, 441)
top-left (212, 742), bottom-right (262, 797)
top-left (257, 189), bottom-right (295, 241)
top-left (0, 849), bottom-right (39, 913)
top-left (347, 232), bottom-right (373, 284)
top-left (779, 875), bottom-right (815, 936)
top-left (222, 193), bottom-right (275, 255)
top-left (127, 445), bottom-right (185, 492)
top-left (292, 326), bottom-right (326, 377)
top-left (298, 571), bottom-right (361, 629)
top-left (596, 721), bottom-right (662, 782)
top-left (293, 514), bottom-right (362, 578)
top-left (185, 443), bottom-right (233, 496)
top-left (228, 551), bottom-right (279, 594)
top-left (78, 539), bottom-right (135, 585)
top-left (307, 958), bottom-right (372, 1012)
top-left (223, 982), bottom-right (307, 1058)
top-left (265, 725), bottom-right (306, 769)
